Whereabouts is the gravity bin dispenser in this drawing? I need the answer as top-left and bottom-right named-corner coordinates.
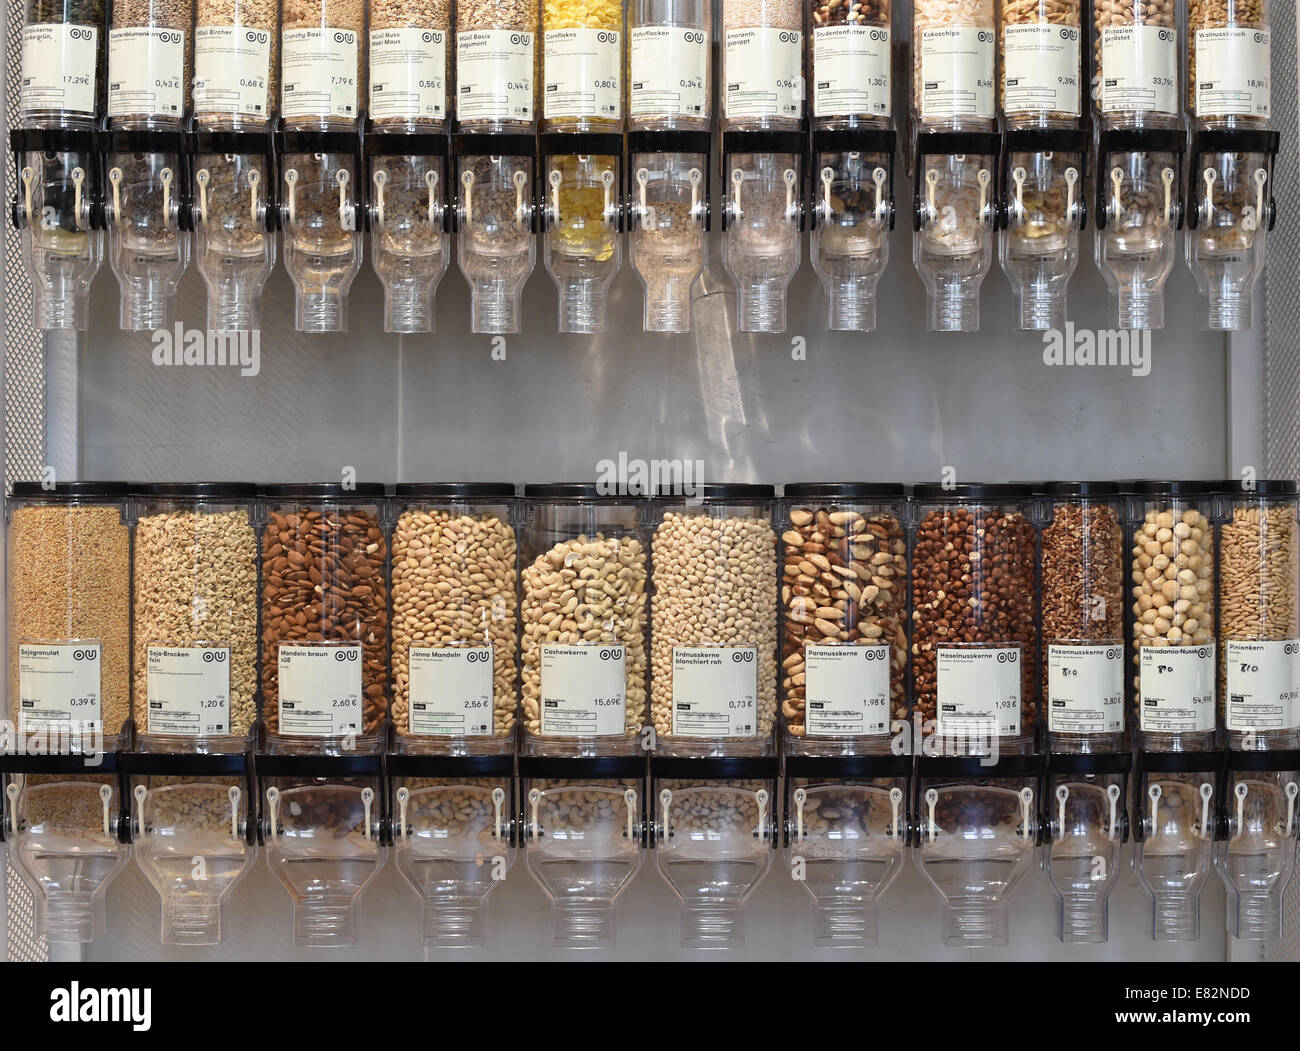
top-left (1043, 752), bottom-right (1130, 944)
top-left (1132, 750), bottom-right (1224, 942)
top-left (1217, 751), bottom-right (1299, 942)
top-left (721, 129), bottom-right (805, 334)
top-left (388, 754), bottom-right (515, 949)
top-left (453, 133), bottom-right (537, 335)
top-left (189, 130), bottom-right (275, 332)
top-left (652, 757), bottom-right (778, 950)
top-left (123, 752), bottom-right (256, 946)
top-left (809, 128), bottom-right (895, 332)
top-left (258, 754), bottom-right (387, 948)
top-left (275, 127), bottom-right (364, 333)
top-left (1186, 130), bottom-right (1280, 331)
top-left (999, 130), bottom-right (1087, 331)
top-left (539, 133), bottom-right (623, 334)
top-left (365, 129), bottom-right (452, 333)
top-left (1, 754), bottom-right (131, 945)
top-left (913, 755), bottom-right (1043, 948)
top-left (521, 756), bottom-right (645, 949)
top-left (10, 128), bottom-right (102, 331)
top-left (626, 135), bottom-right (710, 335)
top-left (911, 133), bottom-right (1000, 333)
top-left (784, 755), bottom-right (910, 948)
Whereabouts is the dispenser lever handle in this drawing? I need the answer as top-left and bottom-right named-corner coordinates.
top-left (757, 788), bottom-right (770, 842)
top-left (514, 169), bottom-right (529, 227)
top-left (196, 167), bottom-right (211, 227)
top-left (361, 786), bottom-right (375, 841)
top-left (5, 783), bottom-right (18, 836)
top-left (283, 168), bottom-right (299, 228)
top-left (528, 787), bottom-right (542, 840)
top-left (134, 783), bottom-right (147, 838)
top-left (160, 166), bottom-right (175, 229)
top-left (336, 167), bottom-right (354, 231)
top-left (1161, 167), bottom-right (1175, 228)
top-left (426, 168), bottom-right (439, 229)
top-left (1234, 781), bottom-right (1248, 841)
top-left (396, 786), bottom-right (410, 841)
top-left (1065, 166), bottom-right (1079, 227)
top-left (925, 788), bottom-right (939, 843)
top-left (461, 169), bottom-right (475, 227)
top-left (625, 788), bottom-right (637, 842)
top-left (20, 166), bottom-right (34, 227)
top-left (659, 787), bottom-right (672, 841)
top-left (372, 167), bottom-right (388, 228)
top-left (889, 786), bottom-right (904, 842)
top-left (1284, 781), bottom-right (1298, 837)
top-left (1107, 784), bottom-right (1122, 842)
top-left (100, 783), bottom-right (114, 838)
top-left (1056, 784), bottom-right (1069, 840)
top-left (229, 785), bottom-right (242, 841)
top-left (493, 786), bottom-right (506, 842)
top-left (266, 786), bottom-right (281, 839)
top-left (1147, 783), bottom-right (1162, 838)
top-left (793, 787), bottom-right (807, 841)
top-left (109, 166), bottom-right (125, 227)
top-left (72, 167), bottom-right (88, 230)
top-left (247, 168), bottom-right (262, 228)
top-left (1019, 787), bottom-right (1034, 840)
top-left (1198, 782), bottom-right (1214, 841)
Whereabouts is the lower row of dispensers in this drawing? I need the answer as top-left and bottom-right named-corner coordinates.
top-left (4, 752), bottom-right (1296, 950)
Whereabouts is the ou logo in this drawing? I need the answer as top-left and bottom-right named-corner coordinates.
top-left (73, 648), bottom-right (96, 661)
top-left (202, 650), bottom-right (228, 663)
top-left (996, 650), bottom-right (1017, 664)
top-left (423, 31), bottom-right (436, 43)
top-left (1158, 29), bottom-right (1173, 42)
top-left (1107, 647), bottom-right (1121, 661)
top-left (779, 31), bottom-right (797, 43)
top-left (732, 650), bottom-right (755, 663)
top-left (466, 649), bottom-right (489, 663)
top-left (685, 31), bottom-right (704, 43)
top-left (247, 30), bottom-right (267, 43)
top-left (598, 648), bottom-right (619, 661)
top-left (511, 33), bottom-right (529, 45)
top-left (978, 30), bottom-right (993, 43)
top-left (597, 30), bottom-right (615, 43)
top-left (870, 29), bottom-right (887, 42)
top-left (864, 647), bottom-right (887, 661)
top-left (335, 648), bottom-right (359, 661)
top-left (334, 30), bottom-right (352, 43)
top-left (1197, 647), bottom-right (1210, 658)
top-left (1285, 642), bottom-right (1299, 656)
top-left (70, 26), bottom-right (93, 39)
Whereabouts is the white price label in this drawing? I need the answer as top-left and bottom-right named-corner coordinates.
top-left (1100, 24), bottom-right (1177, 115)
top-left (1139, 644), bottom-right (1216, 733)
top-left (544, 28), bottom-right (621, 120)
top-left (278, 643), bottom-right (362, 736)
top-left (408, 645), bottom-right (494, 736)
top-left (194, 26), bottom-right (272, 117)
top-left (1047, 644), bottom-right (1124, 734)
top-left (724, 27), bottom-right (804, 120)
top-left (21, 23), bottom-right (98, 116)
top-left (1003, 23), bottom-right (1080, 117)
top-left (1226, 639), bottom-right (1299, 732)
top-left (804, 643), bottom-right (891, 737)
top-left (936, 646), bottom-right (1022, 737)
top-left (108, 26), bottom-right (186, 118)
top-left (456, 29), bottom-right (534, 122)
top-left (1196, 28), bottom-right (1270, 119)
top-left (17, 642), bottom-right (102, 734)
top-left (919, 26), bottom-right (995, 119)
top-left (539, 643), bottom-right (626, 737)
top-left (281, 28), bottom-right (359, 119)
top-left (671, 645), bottom-right (759, 738)
top-left (629, 26), bottom-right (708, 119)
top-left (146, 645), bottom-right (231, 737)
top-left (813, 25), bottom-right (891, 118)
top-left (370, 28), bottom-right (447, 120)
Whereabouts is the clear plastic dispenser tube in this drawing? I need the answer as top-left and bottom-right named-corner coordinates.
top-left (104, 0), bottom-right (192, 331)
top-left (191, 0), bottom-right (277, 331)
top-left (391, 767), bottom-right (515, 948)
top-left (262, 771), bottom-right (388, 947)
top-left (1091, 0), bottom-right (1183, 331)
top-left (914, 774), bottom-right (1039, 947)
top-left (1186, 0), bottom-right (1276, 331)
top-left (1044, 766), bottom-right (1127, 943)
top-left (522, 771), bottom-right (644, 948)
top-left (785, 772), bottom-right (908, 948)
top-left (4, 774), bottom-right (130, 944)
top-left (129, 771), bottom-right (256, 946)
top-left (910, 0), bottom-right (997, 332)
top-left (277, 0), bottom-right (364, 332)
top-left (16, 0), bottom-right (105, 330)
top-left (654, 775), bottom-right (775, 948)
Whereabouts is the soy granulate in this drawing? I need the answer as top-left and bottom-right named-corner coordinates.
top-left (7, 504), bottom-right (131, 739)
top-left (261, 507), bottom-right (389, 737)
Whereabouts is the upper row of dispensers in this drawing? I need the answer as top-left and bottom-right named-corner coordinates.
top-left (13, 0), bottom-right (1280, 336)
